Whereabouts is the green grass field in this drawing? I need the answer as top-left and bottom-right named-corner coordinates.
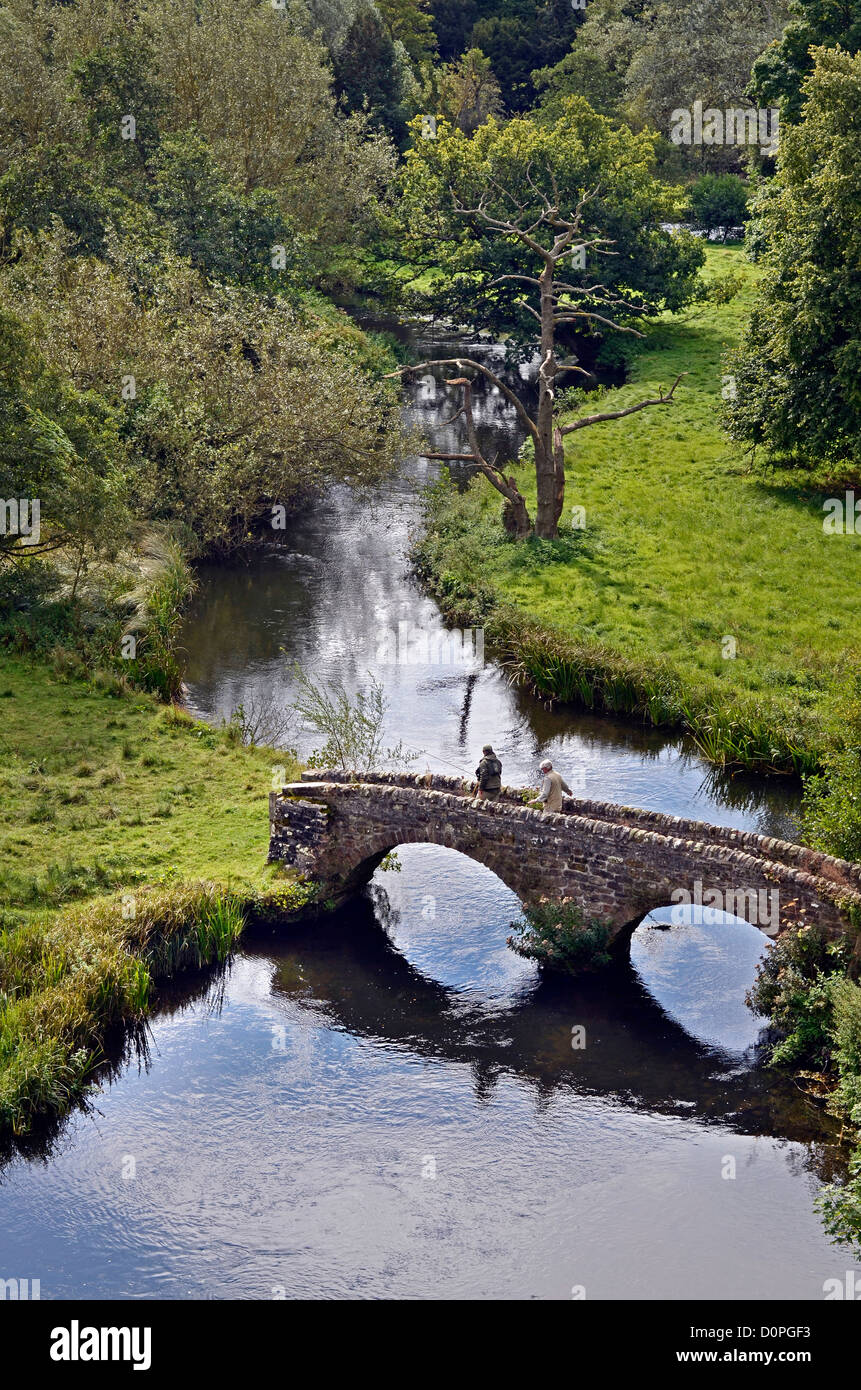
top-left (417, 245), bottom-right (861, 761)
top-left (0, 658), bottom-right (299, 923)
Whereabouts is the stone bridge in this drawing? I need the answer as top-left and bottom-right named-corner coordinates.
top-left (269, 771), bottom-right (861, 948)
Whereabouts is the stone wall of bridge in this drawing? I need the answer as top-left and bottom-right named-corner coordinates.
top-left (268, 771), bottom-right (861, 946)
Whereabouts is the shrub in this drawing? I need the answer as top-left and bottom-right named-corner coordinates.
top-left (508, 897), bottom-right (612, 971)
top-left (746, 923), bottom-right (850, 1067)
top-left (0, 881), bottom-right (248, 1136)
top-left (830, 977), bottom-right (861, 1127)
top-left (688, 173), bottom-right (749, 239)
top-left (814, 979), bottom-right (861, 1258)
top-left (802, 667), bottom-right (861, 861)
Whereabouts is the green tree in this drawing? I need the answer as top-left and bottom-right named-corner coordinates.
top-left (435, 47), bottom-right (503, 133)
top-left (0, 306), bottom-right (128, 585)
top-left (563, 0), bottom-right (788, 168)
top-left (333, 0), bottom-right (415, 144)
top-left (70, 28), bottom-right (165, 176)
top-left (688, 173), bottom-right (749, 238)
top-left (148, 0), bottom-right (396, 246)
top-left (2, 228), bottom-right (404, 557)
top-left (532, 46), bottom-right (626, 120)
top-left (396, 102), bottom-right (704, 537)
top-left (724, 48), bottom-right (861, 468)
top-left (0, 144), bottom-right (113, 256)
top-left (150, 130), bottom-right (306, 292)
top-left (751, 0), bottom-right (861, 122)
top-left (0, 4), bottom-right (81, 172)
top-left (377, 0), bottom-right (438, 64)
top-left (428, 0), bottom-right (482, 58)
top-left (468, 1), bottom-right (580, 112)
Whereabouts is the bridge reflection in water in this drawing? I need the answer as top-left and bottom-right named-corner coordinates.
top-left (248, 873), bottom-right (837, 1160)
top-left (0, 836), bottom-right (846, 1302)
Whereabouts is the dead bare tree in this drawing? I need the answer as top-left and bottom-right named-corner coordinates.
top-left (389, 179), bottom-right (684, 540)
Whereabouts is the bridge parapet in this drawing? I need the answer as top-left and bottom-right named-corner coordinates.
top-left (295, 769), bottom-right (861, 895)
top-left (271, 772), bottom-right (861, 946)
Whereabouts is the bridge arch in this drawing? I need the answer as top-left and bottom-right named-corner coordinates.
top-left (331, 825), bottom-right (541, 905)
top-left (628, 901), bottom-right (773, 1052)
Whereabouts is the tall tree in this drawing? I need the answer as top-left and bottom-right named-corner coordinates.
top-left (0, 306), bottom-right (128, 575)
top-left (395, 102), bottom-right (703, 538)
top-left (332, 0), bottom-right (414, 144)
top-left (147, 0), bottom-right (397, 245)
top-left (70, 26), bottom-right (165, 177)
top-left (436, 48), bottom-right (503, 133)
top-left (751, 0), bottom-right (861, 122)
top-left (377, 0), bottom-right (438, 64)
top-left (724, 47), bottom-right (861, 469)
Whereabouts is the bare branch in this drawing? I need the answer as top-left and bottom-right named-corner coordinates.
top-left (559, 374), bottom-right (686, 435)
top-left (421, 452), bottom-right (478, 461)
top-left (386, 357), bottom-right (539, 445)
top-left (553, 311), bottom-right (645, 336)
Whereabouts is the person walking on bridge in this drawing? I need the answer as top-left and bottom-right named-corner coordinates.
top-left (536, 759), bottom-right (571, 814)
top-left (473, 744), bottom-right (502, 806)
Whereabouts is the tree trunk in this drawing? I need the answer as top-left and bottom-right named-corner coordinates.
top-left (534, 261), bottom-right (562, 538)
top-left (502, 492), bottom-right (533, 539)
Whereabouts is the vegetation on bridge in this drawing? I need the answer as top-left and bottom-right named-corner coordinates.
top-left (508, 898), bottom-right (613, 972)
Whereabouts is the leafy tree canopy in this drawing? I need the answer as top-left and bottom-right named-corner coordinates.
top-left (0, 305), bottom-right (128, 570)
top-left (751, 0), bottom-right (861, 121)
top-left (724, 48), bottom-right (861, 468)
top-left (396, 98), bottom-right (705, 346)
top-left (688, 173), bottom-right (749, 237)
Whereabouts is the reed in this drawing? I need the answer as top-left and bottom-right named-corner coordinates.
top-left (0, 881), bottom-right (248, 1138)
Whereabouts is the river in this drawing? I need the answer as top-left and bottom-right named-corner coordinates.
top-left (0, 327), bottom-right (855, 1300)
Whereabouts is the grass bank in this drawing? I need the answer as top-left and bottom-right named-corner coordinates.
top-left (0, 657), bottom-right (303, 919)
top-left (413, 245), bottom-right (861, 775)
top-left (0, 657), bottom-right (309, 1137)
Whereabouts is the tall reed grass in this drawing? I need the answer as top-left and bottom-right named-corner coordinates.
top-left (0, 882), bottom-right (245, 1137)
top-left (0, 875), bottom-right (323, 1138)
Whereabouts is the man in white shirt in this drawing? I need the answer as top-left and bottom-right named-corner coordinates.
top-left (537, 759), bottom-right (572, 814)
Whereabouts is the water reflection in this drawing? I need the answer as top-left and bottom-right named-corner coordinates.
top-left (631, 904), bottom-right (772, 1057)
top-left (0, 841), bottom-right (850, 1300)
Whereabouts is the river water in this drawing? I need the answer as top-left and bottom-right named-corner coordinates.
top-left (0, 330), bottom-right (855, 1300)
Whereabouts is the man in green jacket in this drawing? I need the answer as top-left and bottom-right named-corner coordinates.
top-left (473, 744), bottom-right (502, 805)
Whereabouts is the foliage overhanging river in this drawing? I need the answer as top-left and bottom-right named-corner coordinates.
top-left (2, 326), bottom-right (857, 1300)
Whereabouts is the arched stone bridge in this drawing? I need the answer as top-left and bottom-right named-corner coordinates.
top-left (269, 771), bottom-right (861, 948)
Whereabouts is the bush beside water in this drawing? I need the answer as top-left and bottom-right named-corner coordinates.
top-left (748, 924), bottom-right (861, 1257)
top-left (508, 898), bottom-right (613, 972)
top-left (0, 876), bottom-right (323, 1139)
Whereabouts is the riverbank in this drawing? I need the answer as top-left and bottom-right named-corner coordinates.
top-left (0, 656), bottom-right (308, 1137)
top-left (412, 245), bottom-right (861, 776)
